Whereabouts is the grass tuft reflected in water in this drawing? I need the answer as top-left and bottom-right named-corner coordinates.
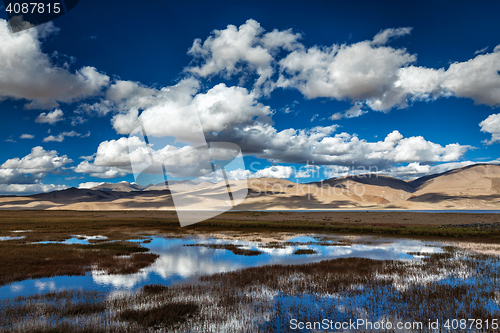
top-left (2, 232), bottom-right (500, 332)
top-left (1, 245), bottom-right (500, 332)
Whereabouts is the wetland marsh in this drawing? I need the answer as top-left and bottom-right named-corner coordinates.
top-left (1, 211), bottom-right (500, 332)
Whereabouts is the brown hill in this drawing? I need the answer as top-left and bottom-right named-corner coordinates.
top-left (1, 163), bottom-right (500, 211)
top-left (406, 164), bottom-right (500, 209)
top-left (91, 182), bottom-right (147, 192)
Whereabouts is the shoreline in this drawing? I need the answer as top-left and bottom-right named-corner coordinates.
top-left (231, 209), bottom-right (500, 213)
top-left (1, 210), bottom-right (500, 242)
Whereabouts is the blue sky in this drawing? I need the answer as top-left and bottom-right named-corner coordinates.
top-left (0, 0), bottom-right (500, 194)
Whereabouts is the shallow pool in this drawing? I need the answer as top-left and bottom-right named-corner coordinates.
top-left (0, 233), bottom-right (442, 300)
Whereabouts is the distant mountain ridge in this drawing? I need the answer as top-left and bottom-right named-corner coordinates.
top-left (1, 163), bottom-right (500, 211)
top-left (91, 180), bottom-right (204, 192)
top-left (92, 182), bottom-right (149, 192)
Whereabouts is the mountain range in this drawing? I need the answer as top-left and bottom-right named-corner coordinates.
top-left (1, 164), bottom-right (500, 211)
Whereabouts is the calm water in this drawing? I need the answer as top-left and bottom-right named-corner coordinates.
top-left (0, 234), bottom-right (442, 300)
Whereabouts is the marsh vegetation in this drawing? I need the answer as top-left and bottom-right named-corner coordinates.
top-left (2, 211), bottom-right (500, 332)
top-left (1, 247), bottom-right (500, 332)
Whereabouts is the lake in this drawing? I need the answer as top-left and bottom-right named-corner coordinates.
top-left (0, 233), bottom-right (442, 300)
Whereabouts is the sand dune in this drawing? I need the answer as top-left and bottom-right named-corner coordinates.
top-left (2, 164), bottom-right (500, 211)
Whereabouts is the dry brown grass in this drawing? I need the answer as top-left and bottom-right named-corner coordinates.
top-left (120, 302), bottom-right (199, 329)
top-left (96, 252), bottom-right (159, 275)
top-left (292, 249), bottom-right (317, 255)
top-left (0, 242), bottom-right (157, 286)
top-left (2, 210), bottom-right (500, 240)
top-left (185, 243), bottom-right (263, 256)
top-left (201, 257), bottom-right (387, 294)
top-left (2, 248), bottom-right (500, 332)
top-left (1, 209), bottom-right (499, 288)
top-left (2, 210), bottom-right (500, 332)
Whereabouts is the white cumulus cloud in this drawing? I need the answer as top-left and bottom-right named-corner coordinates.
top-left (0, 20), bottom-right (109, 108)
top-left (43, 131), bottom-right (89, 143)
top-left (74, 161), bottom-right (129, 179)
top-left (371, 27), bottom-right (413, 46)
top-left (0, 183), bottom-right (68, 195)
top-left (187, 19), bottom-right (302, 93)
top-left (78, 182), bottom-right (104, 189)
top-left (35, 109), bottom-right (64, 124)
top-left (277, 40), bottom-right (416, 111)
top-left (479, 113), bottom-right (500, 144)
top-left (0, 147), bottom-right (72, 193)
top-left (253, 165), bottom-right (294, 179)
